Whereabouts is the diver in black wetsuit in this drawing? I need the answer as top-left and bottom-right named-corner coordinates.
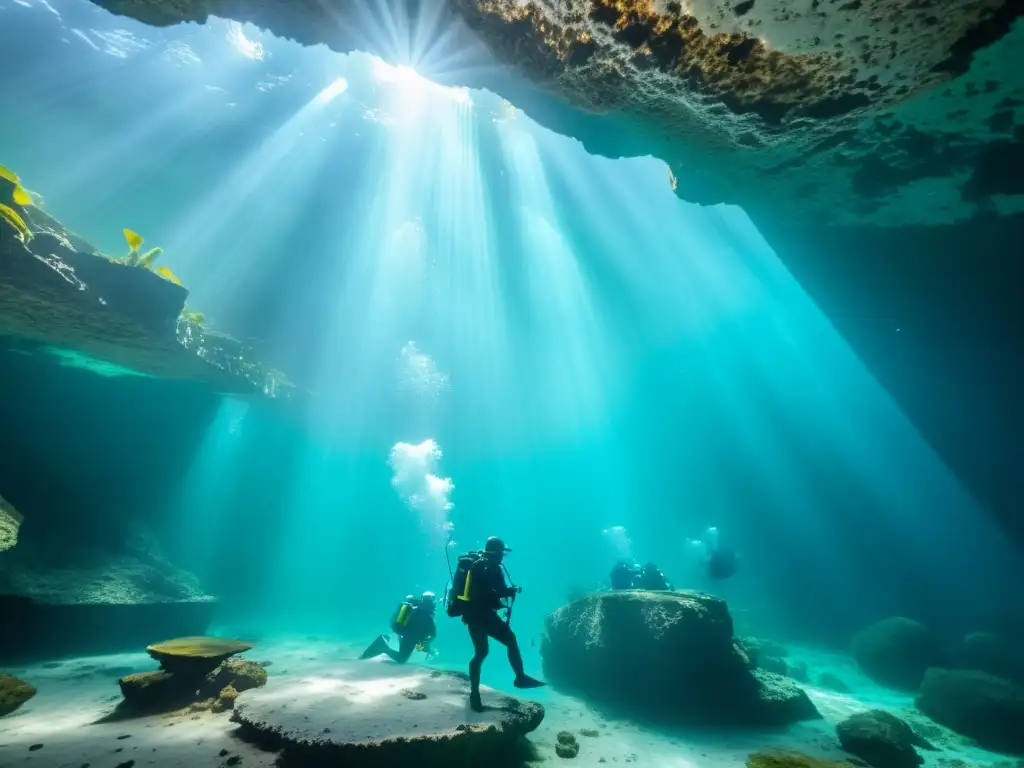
top-left (635, 562), bottom-right (673, 591)
top-left (461, 537), bottom-right (545, 711)
top-left (609, 560), bottom-right (641, 590)
top-left (360, 591), bottom-right (437, 664)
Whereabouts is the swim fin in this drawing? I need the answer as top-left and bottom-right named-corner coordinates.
top-left (359, 634), bottom-right (388, 660)
top-left (514, 674), bottom-right (546, 689)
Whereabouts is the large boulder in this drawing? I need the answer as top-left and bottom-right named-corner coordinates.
top-left (540, 590), bottom-right (819, 726)
top-left (915, 668), bottom-right (1024, 754)
top-left (852, 618), bottom-right (940, 691)
top-left (949, 632), bottom-right (1024, 684)
top-left (836, 710), bottom-right (936, 768)
top-left (0, 674), bottom-right (36, 716)
top-left (231, 661), bottom-right (544, 767)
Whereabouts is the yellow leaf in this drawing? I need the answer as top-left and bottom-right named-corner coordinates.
top-left (0, 165), bottom-right (20, 185)
top-left (0, 203), bottom-right (32, 241)
top-left (123, 228), bottom-right (143, 251)
top-left (156, 265), bottom-right (184, 286)
top-left (12, 186), bottom-right (32, 206)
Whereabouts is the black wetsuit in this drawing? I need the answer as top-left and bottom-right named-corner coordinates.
top-left (463, 556), bottom-right (525, 694)
top-left (610, 562), bottom-right (638, 590)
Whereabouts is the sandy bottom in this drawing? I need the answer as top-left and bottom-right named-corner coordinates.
top-left (0, 638), bottom-right (1013, 768)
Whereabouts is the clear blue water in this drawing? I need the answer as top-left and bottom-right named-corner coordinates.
top-left (1, 0), bottom-right (1022, 686)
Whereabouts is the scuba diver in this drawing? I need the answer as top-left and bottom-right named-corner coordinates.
top-left (447, 536), bottom-right (545, 711)
top-left (359, 590), bottom-right (437, 664)
top-left (609, 559), bottom-right (641, 590)
top-left (634, 562), bottom-right (673, 590)
top-left (688, 526), bottom-right (738, 581)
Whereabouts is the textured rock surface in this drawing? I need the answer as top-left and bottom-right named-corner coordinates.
top-left (0, 524), bottom-right (210, 605)
top-left (0, 674), bottom-right (36, 717)
top-left (835, 710), bottom-right (935, 768)
top-left (147, 636), bottom-right (253, 677)
top-left (747, 751), bottom-right (859, 768)
top-left (916, 667), bottom-right (1024, 754)
top-left (541, 590), bottom-right (819, 725)
top-left (87, 0), bottom-right (1024, 227)
top-left (0, 191), bottom-right (293, 398)
top-left (950, 632), bottom-right (1024, 684)
top-left (202, 657), bottom-right (268, 696)
top-left (231, 661), bottom-right (544, 767)
top-left (852, 617), bottom-right (940, 690)
top-left (0, 496), bottom-right (22, 553)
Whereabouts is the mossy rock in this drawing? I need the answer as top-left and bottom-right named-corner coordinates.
top-left (211, 684), bottom-right (238, 713)
top-left (747, 750), bottom-right (859, 768)
top-left (147, 636), bottom-right (253, 659)
top-left (0, 674), bottom-right (36, 716)
top-left (118, 670), bottom-right (193, 713)
top-left (202, 657), bottom-right (267, 697)
top-left (147, 636), bottom-right (252, 678)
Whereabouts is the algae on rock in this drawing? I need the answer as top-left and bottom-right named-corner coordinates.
top-left (0, 495), bottom-right (22, 552)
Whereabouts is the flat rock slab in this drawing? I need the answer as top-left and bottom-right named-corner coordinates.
top-left (232, 661), bottom-right (544, 767)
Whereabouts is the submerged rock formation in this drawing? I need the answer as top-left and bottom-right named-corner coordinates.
top-left (116, 636), bottom-right (261, 715)
top-left (541, 590), bottom-right (820, 725)
top-left (915, 667), bottom-right (1024, 754)
top-left (88, 0), bottom-right (1024, 228)
top-left (0, 178), bottom-right (294, 398)
top-left (231, 661), bottom-right (544, 767)
top-left (852, 617), bottom-right (941, 691)
top-left (835, 710), bottom-right (936, 768)
top-left (0, 674), bottom-right (36, 717)
top-left (0, 523), bottom-right (210, 605)
top-left (0, 496), bottom-right (22, 552)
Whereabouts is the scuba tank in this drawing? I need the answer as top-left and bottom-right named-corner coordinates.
top-left (446, 551), bottom-right (481, 618)
top-left (390, 596), bottom-right (415, 634)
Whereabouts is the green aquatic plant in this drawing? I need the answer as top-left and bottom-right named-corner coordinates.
top-left (180, 308), bottom-right (206, 328)
top-left (117, 228), bottom-right (188, 287)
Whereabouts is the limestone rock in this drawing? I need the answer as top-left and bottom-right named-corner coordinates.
top-left (752, 670), bottom-right (822, 726)
top-left (747, 751), bottom-right (860, 768)
top-left (211, 684), bottom-right (238, 714)
top-left (836, 710), bottom-right (935, 768)
top-left (147, 636), bottom-right (253, 678)
top-left (541, 591), bottom-right (819, 726)
top-left (202, 657), bottom-right (267, 697)
top-left (556, 730), bottom-right (580, 758)
top-left (916, 668), bottom-right (1024, 754)
top-left (0, 674), bottom-right (36, 716)
top-left (852, 618), bottom-right (940, 690)
top-left (950, 632), bottom-right (1024, 684)
top-left (0, 524), bottom-right (210, 605)
top-left (0, 496), bottom-right (22, 552)
top-left (231, 662), bottom-right (544, 767)
top-left (117, 670), bottom-right (193, 713)
top-left (86, 0), bottom-right (1024, 228)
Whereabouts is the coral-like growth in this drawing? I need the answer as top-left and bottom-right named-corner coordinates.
top-left (0, 495), bottom-right (22, 553)
top-left (203, 657), bottom-right (268, 696)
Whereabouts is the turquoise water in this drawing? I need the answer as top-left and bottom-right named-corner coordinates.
top-left (1, 0), bottom-right (1022, 687)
